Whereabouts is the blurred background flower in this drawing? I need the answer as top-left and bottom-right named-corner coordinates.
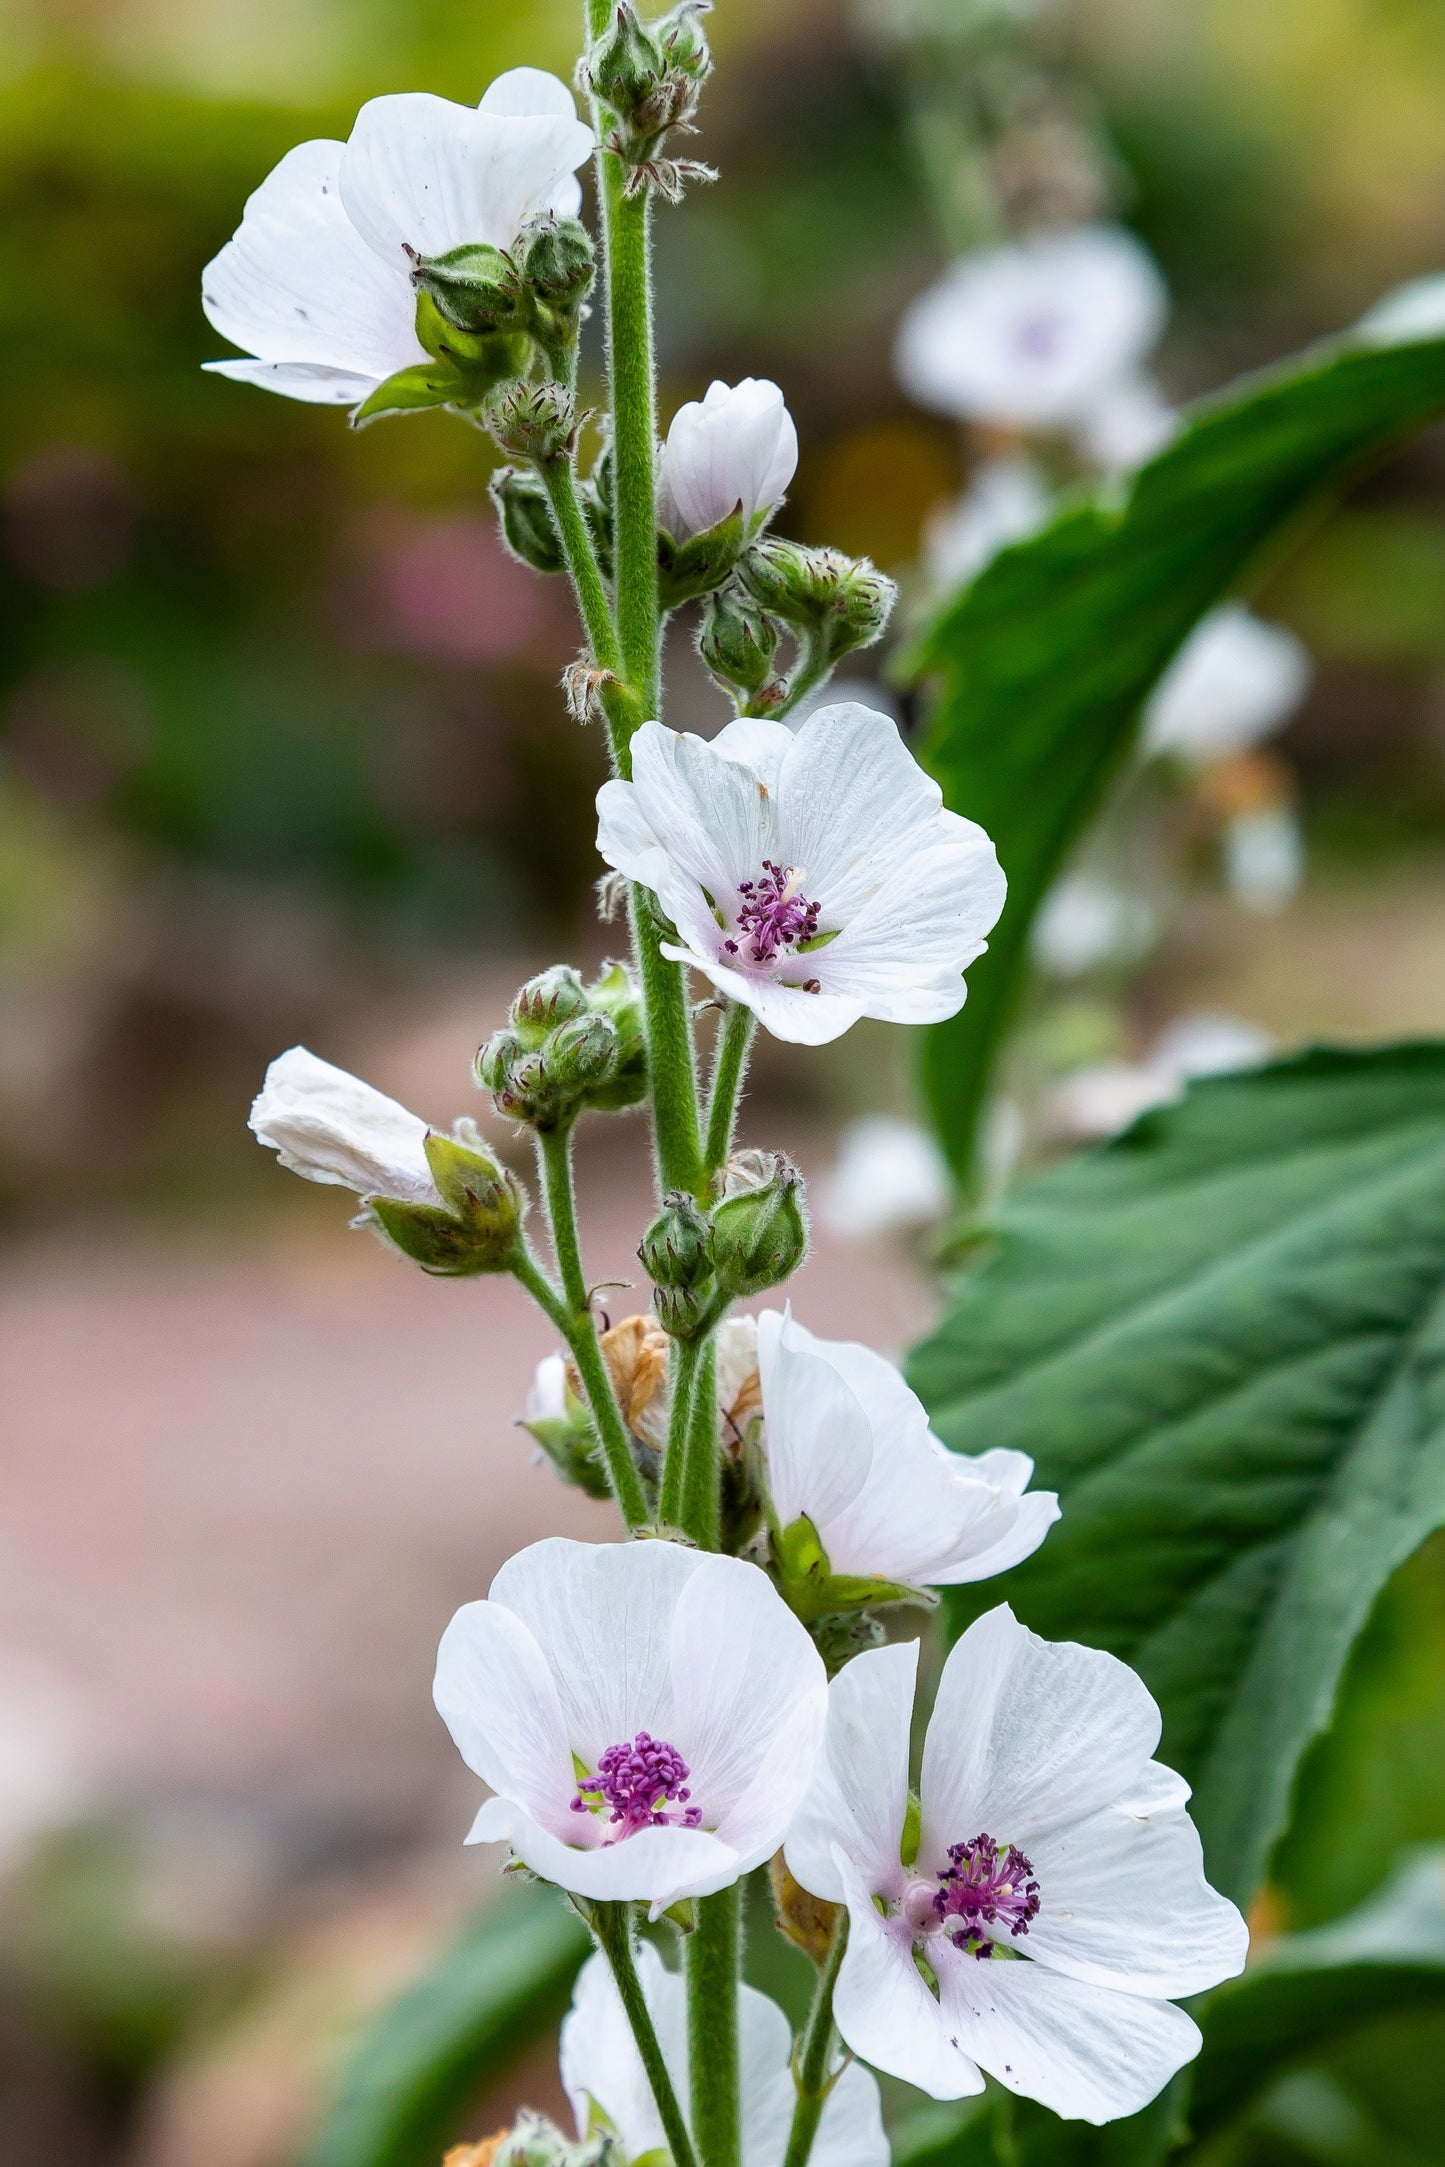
top-left (4, 0), bottom-right (1445, 2161)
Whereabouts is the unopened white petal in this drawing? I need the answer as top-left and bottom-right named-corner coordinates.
top-left (659, 377), bottom-right (798, 539)
top-left (248, 1045), bottom-right (439, 1202)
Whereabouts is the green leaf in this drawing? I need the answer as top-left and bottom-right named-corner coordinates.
top-left (909, 1044), bottom-right (1445, 1908)
top-left (297, 1885), bottom-right (589, 2167)
top-left (892, 2079), bottom-right (1186, 2167)
top-left (351, 361), bottom-right (467, 427)
top-left (900, 330), bottom-right (1445, 1175)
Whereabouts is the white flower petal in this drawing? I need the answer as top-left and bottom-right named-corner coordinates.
top-left (433, 1599), bottom-right (575, 1834)
top-left (927, 1488), bottom-right (1060, 1585)
top-left (562, 1944), bottom-right (676, 2157)
top-left (248, 1046), bottom-right (439, 1202)
top-left (479, 67), bottom-right (584, 119)
top-left (936, 1943), bottom-right (1202, 2123)
top-left (755, 1309), bottom-right (875, 1532)
top-left (487, 1536), bottom-right (700, 1762)
top-left (920, 1608), bottom-right (1161, 1865)
top-left (786, 1642), bottom-right (917, 1903)
top-left (658, 378), bottom-right (798, 539)
top-left (812, 2062), bottom-right (891, 2167)
top-left (1025, 1788), bottom-right (1248, 1997)
top-left (833, 1850), bottom-right (986, 2100)
top-left (202, 139), bottom-right (423, 388)
top-left (473, 1794), bottom-right (741, 1910)
top-left (340, 88), bottom-right (593, 266)
top-left (203, 359), bottom-right (386, 404)
top-left (1143, 604), bottom-right (1311, 763)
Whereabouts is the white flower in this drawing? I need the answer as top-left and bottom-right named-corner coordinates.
top-left (595, 704), bottom-right (1007, 1046)
top-left (1357, 271), bottom-right (1445, 346)
top-left (249, 1046), bottom-right (441, 1202)
top-left (1142, 604), bottom-right (1311, 764)
top-left (434, 1537), bottom-right (827, 1913)
top-left (1047, 1011), bottom-right (1273, 1143)
top-left (657, 378), bottom-right (799, 540)
top-left (924, 456), bottom-right (1052, 591)
top-left (561, 1943), bottom-right (887, 2167)
top-left (785, 1613), bottom-right (1248, 2121)
top-left (202, 69), bottom-right (593, 407)
top-left (525, 1351), bottom-right (571, 1426)
top-left (1076, 373), bottom-right (1177, 472)
top-left (1029, 874), bottom-right (1154, 980)
top-left (1224, 805), bottom-right (1304, 915)
top-left (758, 1309), bottom-right (1058, 1590)
top-left (814, 1115), bottom-right (951, 1239)
top-left (896, 226), bottom-right (1167, 430)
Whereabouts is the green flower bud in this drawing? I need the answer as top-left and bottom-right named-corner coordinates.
top-left (490, 465), bottom-right (565, 574)
top-left (548, 1011), bottom-right (621, 1092)
top-left (410, 242), bottom-right (521, 335)
top-left (738, 539), bottom-right (897, 664)
top-left (476, 1028), bottom-right (525, 1095)
top-left (652, 1279), bottom-right (718, 1341)
top-left (639, 1189), bottom-right (713, 1287)
top-left (521, 217), bottom-right (597, 314)
top-left (698, 585), bottom-right (782, 696)
top-left (511, 964), bottom-right (590, 1041)
top-left (483, 1012), bottom-right (620, 1129)
top-left (484, 379), bottom-right (577, 463)
top-left (368, 1127), bottom-right (525, 1276)
top-left (657, 0), bottom-right (713, 87)
top-left (583, 959), bottom-right (647, 1110)
top-left (709, 1150), bottom-right (807, 1297)
top-left (584, 3), bottom-right (668, 120)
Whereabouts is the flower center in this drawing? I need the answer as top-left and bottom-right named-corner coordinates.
top-left (1015, 313), bottom-right (1065, 362)
top-left (724, 861), bottom-right (821, 967)
top-left (570, 1730), bottom-right (703, 1842)
top-left (932, 1832), bottom-right (1040, 1959)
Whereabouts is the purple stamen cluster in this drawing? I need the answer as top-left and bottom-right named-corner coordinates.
top-left (723, 861), bottom-right (821, 966)
top-left (934, 1832), bottom-right (1040, 1959)
top-left (571, 1730), bottom-right (703, 1843)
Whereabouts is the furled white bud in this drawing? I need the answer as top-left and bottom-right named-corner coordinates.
top-left (249, 1047), bottom-right (440, 1203)
top-left (657, 378), bottom-right (798, 541)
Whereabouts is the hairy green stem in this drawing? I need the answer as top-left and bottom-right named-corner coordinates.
top-left (782, 1911), bottom-right (849, 2167)
top-left (591, 1901), bottom-right (700, 2167)
top-left (704, 1002), bottom-right (755, 1173)
top-left (603, 180), bottom-right (661, 734)
top-left (776, 628), bottom-right (834, 719)
top-left (630, 887), bottom-right (704, 1199)
top-left (538, 453), bottom-right (638, 765)
top-left (679, 1337), bottom-right (719, 1551)
top-left (519, 1144), bottom-right (649, 1530)
top-left (687, 1883), bottom-right (742, 2167)
top-left (658, 1331), bottom-right (704, 1529)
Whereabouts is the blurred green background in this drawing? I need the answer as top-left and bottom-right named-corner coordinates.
top-left (4, 2), bottom-right (1445, 2163)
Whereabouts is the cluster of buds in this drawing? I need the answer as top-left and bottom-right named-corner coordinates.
top-left (479, 963), bottom-right (646, 1131)
top-left (638, 1153), bottom-right (807, 1339)
top-left (370, 1124), bottom-right (528, 1277)
top-left (406, 213), bottom-right (596, 398)
top-left (581, 0), bottom-right (715, 201)
top-left (696, 545), bottom-right (897, 710)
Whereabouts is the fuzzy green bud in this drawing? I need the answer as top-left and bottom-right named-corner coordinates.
top-left (521, 217), bottom-right (597, 314)
top-left (583, 960), bottom-right (647, 1110)
top-left (511, 964), bottom-right (590, 1041)
top-left (639, 1190), bottom-right (713, 1287)
top-left (738, 539), bottom-right (897, 664)
top-left (709, 1150), bottom-right (807, 1297)
top-left (369, 1127), bottom-right (525, 1276)
top-left (481, 1011), bottom-right (620, 1129)
top-left (652, 1280), bottom-right (717, 1341)
top-left (484, 379), bottom-right (577, 463)
top-left (698, 585), bottom-right (782, 696)
top-left (584, 3), bottom-right (668, 119)
top-left (410, 242), bottom-right (521, 335)
top-left (490, 466), bottom-right (564, 574)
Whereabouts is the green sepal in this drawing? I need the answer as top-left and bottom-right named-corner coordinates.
top-left (351, 360), bottom-right (467, 427)
top-left (411, 241), bottom-right (522, 335)
top-left (583, 960), bottom-right (647, 1110)
top-left (900, 1788), bottom-right (922, 1869)
top-left (771, 1513), bottom-right (925, 1624)
top-left (657, 505), bottom-right (745, 609)
top-left (368, 1196), bottom-right (509, 1277)
top-left (659, 1899), bottom-right (696, 1934)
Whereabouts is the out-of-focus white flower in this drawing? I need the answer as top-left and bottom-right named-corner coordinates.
top-left (434, 1537), bottom-right (826, 1913)
top-left (249, 1047), bottom-right (441, 1202)
top-left (595, 705), bottom-right (1006, 1045)
top-left (1357, 272), bottom-right (1445, 347)
top-left (814, 1115), bottom-right (951, 1239)
top-left (1142, 605), bottom-right (1312, 764)
top-left (1224, 806), bottom-right (1304, 914)
top-left (525, 1352), bottom-right (570, 1426)
top-left (924, 456), bottom-right (1052, 591)
top-left (1030, 874), bottom-right (1155, 979)
top-left (561, 1943), bottom-right (888, 2167)
top-left (896, 226), bottom-right (1167, 430)
top-left (202, 70), bottom-right (593, 407)
top-left (657, 378), bottom-right (799, 540)
top-left (785, 1617), bottom-right (1248, 2118)
top-left (758, 1309), bottom-right (1059, 1593)
top-left (1077, 373), bottom-right (1177, 472)
top-left (0, 1655), bottom-right (99, 1871)
top-left (1048, 1010), bottom-right (1274, 1142)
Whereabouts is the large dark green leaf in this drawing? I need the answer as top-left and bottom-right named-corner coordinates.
top-left (297, 1885), bottom-right (588, 2167)
top-left (901, 330), bottom-right (1445, 1174)
top-left (909, 1045), bottom-right (1445, 1907)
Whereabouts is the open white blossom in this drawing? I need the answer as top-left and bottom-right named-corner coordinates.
top-left (814, 1115), bottom-right (951, 1239)
top-left (1142, 605), bottom-right (1311, 764)
top-left (1030, 874), bottom-right (1155, 980)
top-left (758, 1309), bottom-right (1058, 1590)
top-left (786, 1615), bottom-right (1248, 2121)
top-left (1048, 1011), bottom-right (1274, 1143)
top-left (924, 457), bottom-right (1052, 592)
top-left (562, 1944), bottom-right (887, 2167)
top-left (202, 70), bottom-right (593, 407)
top-left (595, 705), bottom-right (1006, 1045)
top-left (896, 226), bottom-right (1167, 431)
top-left (434, 1537), bottom-right (826, 1913)
top-left (249, 1046), bottom-right (441, 1202)
top-left (657, 379), bottom-right (799, 540)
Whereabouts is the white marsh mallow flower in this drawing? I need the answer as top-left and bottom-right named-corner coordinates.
top-left (595, 704), bottom-right (1006, 1045)
top-left (249, 1046), bottom-right (442, 1203)
top-left (785, 1614), bottom-right (1248, 2122)
top-left (896, 225), bottom-right (1167, 432)
top-left (758, 1308), bottom-right (1058, 1603)
top-left (657, 378), bottom-right (799, 541)
top-left (434, 1537), bottom-right (827, 1913)
top-left (814, 1115), bottom-right (952, 1240)
top-left (1142, 604), bottom-right (1312, 764)
top-left (561, 1943), bottom-right (888, 2167)
top-left (202, 69), bottom-right (594, 407)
